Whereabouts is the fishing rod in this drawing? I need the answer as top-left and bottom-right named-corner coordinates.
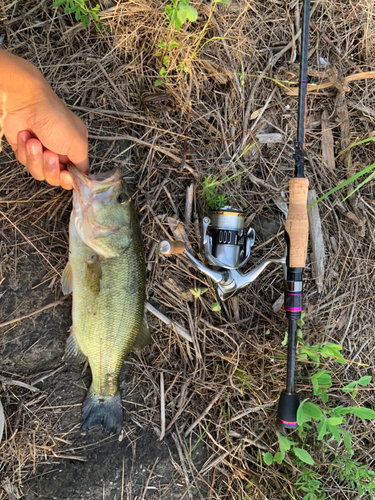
top-left (158, 0), bottom-right (310, 429)
top-left (276, 0), bottom-right (310, 429)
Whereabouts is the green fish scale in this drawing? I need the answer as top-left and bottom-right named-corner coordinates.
top-left (70, 216), bottom-right (145, 398)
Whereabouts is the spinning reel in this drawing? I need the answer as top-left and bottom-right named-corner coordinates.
top-left (159, 207), bottom-right (286, 300)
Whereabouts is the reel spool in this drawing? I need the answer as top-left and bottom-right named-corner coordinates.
top-left (203, 208), bottom-right (255, 270)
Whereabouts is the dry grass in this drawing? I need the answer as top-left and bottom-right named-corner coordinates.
top-left (1, 0), bottom-right (375, 498)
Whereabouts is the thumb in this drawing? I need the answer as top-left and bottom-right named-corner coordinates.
top-left (32, 99), bottom-right (89, 174)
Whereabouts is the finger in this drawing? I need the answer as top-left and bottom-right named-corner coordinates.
top-left (60, 170), bottom-right (73, 190)
top-left (43, 150), bottom-right (62, 187)
top-left (72, 156), bottom-right (89, 175)
top-left (32, 105), bottom-right (89, 174)
top-left (25, 138), bottom-right (45, 181)
top-left (58, 154), bottom-right (69, 166)
top-left (16, 130), bottom-right (32, 167)
top-left (66, 112), bottom-right (89, 174)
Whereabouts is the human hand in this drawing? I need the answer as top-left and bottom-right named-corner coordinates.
top-left (0, 50), bottom-right (89, 190)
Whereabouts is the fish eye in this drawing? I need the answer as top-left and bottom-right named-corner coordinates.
top-left (117, 193), bottom-right (127, 204)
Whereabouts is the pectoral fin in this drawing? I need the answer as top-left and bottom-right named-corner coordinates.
top-left (63, 332), bottom-right (87, 365)
top-left (61, 262), bottom-right (73, 295)
top-left (131, 319), bottom-right (152, 352)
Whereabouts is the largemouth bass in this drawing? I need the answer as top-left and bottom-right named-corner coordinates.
top-left (61, 164), bottom-right (150, 434)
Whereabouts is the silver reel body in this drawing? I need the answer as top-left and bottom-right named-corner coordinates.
top-left (160, 208), bottom-right (285, 301)
top-left (203, 209), bottom-right (255, 269)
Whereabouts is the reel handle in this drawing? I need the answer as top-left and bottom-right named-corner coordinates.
top-left (285, 177), bottom-right (309, 268)
top-left (159, 240), bottom-right (186, 256)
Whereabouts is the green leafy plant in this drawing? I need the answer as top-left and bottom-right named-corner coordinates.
top-left (202, 167), bottom-right (252, 210)
top-left (202, 176), bottom-right (232, 209)
top-left (155, 39), bottom-right (180, 86)
top-left (295, 464), bottom-right (325, 500)
top-left (330, 455), bottom-right (375, 497)
top-left (342, 375), bottom-right (372, 399)
top-left (53, 0), bottom-right (101, 29)
top-left (211, 302), bottom-right (221, 312)
top-left (164, 0), bottom-right (198, 32)
top-left (155, 0), bottom-right (197, 85)
top-left (190, 287), bottom-right (208, 299)
top-left (264, 322), bottom-right (375, 499)
top-left (190, 288), bottom-right (221, 312)
top-left (264, 392), bottom-right (375, 468)
top-left (156, 0), bottom-right (231, 85)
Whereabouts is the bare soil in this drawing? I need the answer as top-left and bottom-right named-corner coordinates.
top-left (1, 251), bottom-right (207, 500)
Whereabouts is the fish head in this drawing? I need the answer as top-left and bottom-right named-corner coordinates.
top-left (68, 164), bottom-right (135, 259)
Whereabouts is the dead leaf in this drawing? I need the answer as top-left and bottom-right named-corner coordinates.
top-left (346, 212), bottom-right (366, 237)
top-left (321, 110), bottom-right (335, 171)
top-left (272, 294), bottom-right (284, 313)
top-left (164, 278), bottom-right (193, 302)
top-left (2, 482), bottom-right (20, 500)
top-left (255, 133), bottom-right (283, 144)
top-left (250, 108), bottom-right (263, 120)
top-left (167, 217), bottom-right (193, 254)
top-left (0, 399), bottom-right (4, 444)
top-left (346, 211), bottom-right (360, 223)
top-left (307, 190), bottom-right (325, 293)
top-left (200, 59), bottom-right (230, 85)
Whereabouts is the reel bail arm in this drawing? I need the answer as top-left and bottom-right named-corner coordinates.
top-left (159, 208), bottom-right (286, 300)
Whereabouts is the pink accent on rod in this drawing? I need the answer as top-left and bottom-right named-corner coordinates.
top-left (278, 418), bottom-right (297, 426)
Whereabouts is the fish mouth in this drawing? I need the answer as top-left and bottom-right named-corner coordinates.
top-left (67, 163), bottom-right (122, 195)
top-left (68, 163), bottom-right (124, 239)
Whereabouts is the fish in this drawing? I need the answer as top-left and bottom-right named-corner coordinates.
top-left (61, 164), bottom-right (151, 434)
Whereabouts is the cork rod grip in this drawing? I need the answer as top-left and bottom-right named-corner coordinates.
top-left (159, 240), bottom-right (186, 256)
top-left (285, 178), bottom-right (309, 268)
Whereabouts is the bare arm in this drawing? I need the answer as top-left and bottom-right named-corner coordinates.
top-left (0, 49), bottom-right (89, 189)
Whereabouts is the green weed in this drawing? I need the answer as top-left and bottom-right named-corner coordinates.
top-left (155, 0), bottom-right (197, 85)
top-left (53, 0), bottom-right (101, 30)
top-left (330, 455), bottom-right (375, 497)
top-left (308, 136), bottom-right (375, 208)
top-left (191, 0), bottom-right (230, 59)
top-left (264, 320), bottom-right (375, 498)
top-left (156, 0), bottom-right (230, 85)
top-left (164, 0), bottom-right (198, 32)
top-left (202, 176), bottom-right (232, 209)
top-left (190, 287), bottom-right (208, 299)
top-left (202, 166), bottom-right (253, 209)
top-left (190, 287), bottom-right (221, 312)
top-left (295, 465), bottom-right (325, 500)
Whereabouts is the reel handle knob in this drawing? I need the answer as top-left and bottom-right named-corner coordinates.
top-left (277, 391), bottom-right (300, 429)
top-left (159, 240), bottom-right (185, 256)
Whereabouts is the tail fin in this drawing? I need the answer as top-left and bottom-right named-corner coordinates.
top-left (81, 388), bottom-right (123, 434)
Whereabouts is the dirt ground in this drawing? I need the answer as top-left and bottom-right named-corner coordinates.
top-left (1, 0), bottom-right (375, 499)
top-left (0, 251), bottom-right (207, 500)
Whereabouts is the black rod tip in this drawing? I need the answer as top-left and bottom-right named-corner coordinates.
top-left (277, 391), bottom-right (300, 429)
